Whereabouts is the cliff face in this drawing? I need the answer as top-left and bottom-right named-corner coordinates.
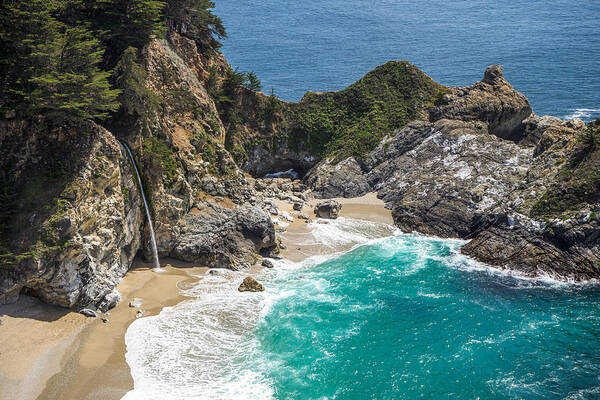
top-left (0, 34), bottom-right (279, 309)
top-left (303, 66), bottom-right (599, 280)
top-left (0, 121), bottom-right (143, 307)
top-left (1, 34), bottom-right (598, 309)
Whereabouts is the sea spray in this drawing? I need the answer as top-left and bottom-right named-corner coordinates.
top-left (120, 141), bottom-right (161, 270)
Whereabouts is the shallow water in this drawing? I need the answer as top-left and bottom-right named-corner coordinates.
top-left (214, 0), bottom-right (600, 121)
top-left (123, 218), bottom-right (600, 399)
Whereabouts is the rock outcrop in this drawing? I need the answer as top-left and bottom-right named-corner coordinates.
top-left (171, 204), bottom-right (276, 268)
top-left (0, 121), bottom-right (143, 308)
top-left (2, 32), bottom-right (598, 311)
top-left (303, 65), bottom-right (599, 280)
top-left (430, 65), bottom-right (532, 142)
top-left (238, 276), bottom-right (265, 292)
top-left (314, 200), bottom-right (342, 219)
top-left (0, 34), bottom-right (278, 308)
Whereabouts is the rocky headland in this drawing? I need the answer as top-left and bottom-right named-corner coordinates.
top-left (1, 29), bottom-right (599, 317)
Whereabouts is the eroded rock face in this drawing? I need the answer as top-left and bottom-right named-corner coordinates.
top-left (305, 157), bottom-right (371, 199)
top-left (171, 204), bottom-right (276, 269)
top-left (462, 212), bottom-right (600, 280)
top-left (430, 65), bottom-right (532, 142)
top-left (0, 36), bottom-right (279, 308)
top-left (314, 200), bottom-right (342, 219)
top-left (303, 65), bottom-right (598, 280)
top-left (0, 121), bottom-right (143, 308)
top-left (238, 276), bottom-right (265, 292)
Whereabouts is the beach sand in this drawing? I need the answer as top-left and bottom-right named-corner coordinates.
top-left (0, 193), bottom-right (392, 400)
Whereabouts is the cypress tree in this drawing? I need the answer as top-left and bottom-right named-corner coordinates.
top-left (166, 0), bottom-right (226, 53)
top-left (27, 27), bottom-right (121, 121)
top-left (0, 0), bottom-right (121, 121)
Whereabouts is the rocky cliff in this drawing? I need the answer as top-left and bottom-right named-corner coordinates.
top-left (304, 66), bottom-right (599, 280)
top-left (1, 33), bottom-right (598, 310)
top-left (0, 34), bottom-right (280, 309)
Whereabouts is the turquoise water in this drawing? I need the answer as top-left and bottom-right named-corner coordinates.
top-left (213, 0), bottom-right (600, 121)
top-left (123, 219), bottom-right (600, 399)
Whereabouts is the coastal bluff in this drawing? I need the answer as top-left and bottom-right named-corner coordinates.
top-left (1, 32), bottom-right (599, 311)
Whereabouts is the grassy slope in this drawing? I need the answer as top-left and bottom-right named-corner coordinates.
top-left (222, 61), bottom-right (446, 166)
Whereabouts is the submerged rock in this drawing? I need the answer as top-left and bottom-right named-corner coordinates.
top-left (314, 200), bottom-right (342, 219)
top-left (262, 259), bottom-right (274, 268)
top-left (238, 277), bottom-right (265, 292)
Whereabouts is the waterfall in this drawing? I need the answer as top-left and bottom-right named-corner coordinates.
top-left (120, 141), bottom-right (161, 270)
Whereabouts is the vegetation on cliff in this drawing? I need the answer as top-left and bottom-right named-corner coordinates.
top-left (216, 61), bottom-right (446, 171)
top-left (531, 119), bottom-right (600, 218)
top-left (0, 0), bottom-right (225, 122)
top-left (289, 61), bottom-right (446, 159)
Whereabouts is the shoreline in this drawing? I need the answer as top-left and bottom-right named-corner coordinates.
top-left (0, 193), bottom-right (393, 400)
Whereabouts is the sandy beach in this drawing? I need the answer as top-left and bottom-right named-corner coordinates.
top-left (0, 193), bottom-right (392, 400)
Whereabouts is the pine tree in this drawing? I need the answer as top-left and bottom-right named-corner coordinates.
top-left (0, 0), bottom-right (62, 115)
top-left (166, 0), bottom-right (226, 53)
top-left (91, 0), bottom-right (167, 63)
top-left (0, 1), bottom-right (121, 121)
top-left (27, 27), bottom-right (121, 121)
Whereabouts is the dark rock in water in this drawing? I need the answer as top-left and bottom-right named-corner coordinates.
top-left (101, 317), bottom-right (109, 323)
top-left (293, 202), bottom-right (304, 211)
top-left (238, 277), bottom-right (265, 292)
top-left (279, 243), bottom-right (288, 250)
top-left (129, 297), bottom-right (144, 308)
top-left (462, 213), bottom-right (600, 281)
top-left (314, 200), bottom-right (342, 219)
top-left (80, 309), bottom-right (98, 318)
top-left (262, 259), bottom-right (274, 268)
top-left (136, 310), bottom-right (144, 318)
top-left (207, 269), bottom-right (222, 276)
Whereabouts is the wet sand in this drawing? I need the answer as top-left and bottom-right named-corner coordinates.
top-left (0, 193), bottom-right (392, 400)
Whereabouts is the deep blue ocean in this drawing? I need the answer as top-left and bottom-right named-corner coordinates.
top-left (214, 0), bottom-right (600, 121)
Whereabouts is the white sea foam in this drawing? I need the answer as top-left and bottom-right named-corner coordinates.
top-left (122, 217), bottom-right (398, 400)
top-left (263, 169), bottom-right (299, 179)
top-left (305, 217), bottom-right (398, 249)
top-left (563, 108), bottom-right (600, 121)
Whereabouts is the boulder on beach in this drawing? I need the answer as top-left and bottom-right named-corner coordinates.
top-left (314, 200), bottom-right (342, 219)
top-left (129, 298), bottom-right (144, 308)
top-left (238, 277), bottom-right (265, 292)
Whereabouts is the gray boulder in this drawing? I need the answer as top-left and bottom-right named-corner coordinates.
top-left (171, 204), bottom-right (277, 269)
top-left (80, 308), bottom-right (98, 318)
top-left (314, 200), bottom-right (342, 219)
top-left (129, 297), bottom-right (144, 308)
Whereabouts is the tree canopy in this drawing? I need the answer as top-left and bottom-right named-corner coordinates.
top-left (0, 0), bottom-right (226, 122)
